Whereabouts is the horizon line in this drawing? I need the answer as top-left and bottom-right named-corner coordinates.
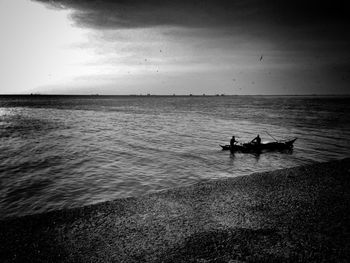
top-left (0, 94), bottom-right (350, 97)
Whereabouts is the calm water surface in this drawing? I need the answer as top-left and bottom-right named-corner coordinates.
top-left (1, 95), bottom-right (349, 218)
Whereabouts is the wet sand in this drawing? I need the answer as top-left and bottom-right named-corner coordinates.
top-left (1, 158), bottom-right (349, 262)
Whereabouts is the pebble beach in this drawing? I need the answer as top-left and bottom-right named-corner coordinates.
top-left (1, 158), bottom-right (349, 262)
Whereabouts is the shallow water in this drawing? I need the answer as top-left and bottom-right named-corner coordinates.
top-left (1, 95), bottom-right (349, 218)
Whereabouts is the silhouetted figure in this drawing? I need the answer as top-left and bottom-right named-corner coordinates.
top-left (230, 136), bottom-right (237, 148)
top-left (251, 134), bottom-right (261, 145)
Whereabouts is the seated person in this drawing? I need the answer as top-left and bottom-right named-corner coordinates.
top-left (251, 134), bottom-right (261, 145)
top-left (230, 136), bottom-right (238, 148)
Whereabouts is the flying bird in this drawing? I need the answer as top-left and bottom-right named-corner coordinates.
top-left (259, 55), bottom-right (263, 61)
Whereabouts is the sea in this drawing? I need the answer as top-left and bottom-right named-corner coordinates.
top-left (1, 95), bottom-right (349, 219)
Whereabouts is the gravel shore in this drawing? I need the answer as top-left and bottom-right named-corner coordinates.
top-left (1, 158), bottom-right (349, 262)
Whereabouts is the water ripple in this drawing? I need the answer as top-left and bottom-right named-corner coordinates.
top-left (0, 95), bottom-right (349, 218)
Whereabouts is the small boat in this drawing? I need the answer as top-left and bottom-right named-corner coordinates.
top-left (220, 138), bottom-right (297, 153)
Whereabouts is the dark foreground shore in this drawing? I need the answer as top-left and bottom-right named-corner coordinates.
top-left (1, 159), bottom-right (349, 263)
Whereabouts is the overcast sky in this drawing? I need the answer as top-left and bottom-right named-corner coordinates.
top-left (1, 0), bottom-right (349, 95)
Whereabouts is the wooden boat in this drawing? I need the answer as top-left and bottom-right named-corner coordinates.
top-left (220, 138), bottom-right (297, 153)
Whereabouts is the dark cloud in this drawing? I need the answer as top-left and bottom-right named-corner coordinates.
top-left (33, 0), bottom-right (350, 85)
top-left (33, 0), bottom-right (350, 29)
top-left (33, 0), bottom-right (255, 29)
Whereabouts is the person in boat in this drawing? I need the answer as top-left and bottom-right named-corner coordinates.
top-left (230, 136), bottom-right (238, 148)
top-left (251, 134), bottom-right (261, 145)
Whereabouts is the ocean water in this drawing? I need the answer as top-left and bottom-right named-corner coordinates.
top-left (1, 95), bottom-right (349, 219)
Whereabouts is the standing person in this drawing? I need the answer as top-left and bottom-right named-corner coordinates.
top-left (230, 136), bottom-right (237, 148)
top-left (251, 134), bottom-right (261, 145)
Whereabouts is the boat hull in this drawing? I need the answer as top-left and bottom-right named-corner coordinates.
top-left (220, 138), bottom-right (297, 153)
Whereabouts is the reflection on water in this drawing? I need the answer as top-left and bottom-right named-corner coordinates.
top-left (0, 95), bottom-right (349, 218)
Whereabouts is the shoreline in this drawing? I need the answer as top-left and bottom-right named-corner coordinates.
top-left (1, 158), bottom-right (349, 262)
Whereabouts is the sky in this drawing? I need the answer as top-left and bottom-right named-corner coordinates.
top-left (1, 0), bottom-right (349, 95)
